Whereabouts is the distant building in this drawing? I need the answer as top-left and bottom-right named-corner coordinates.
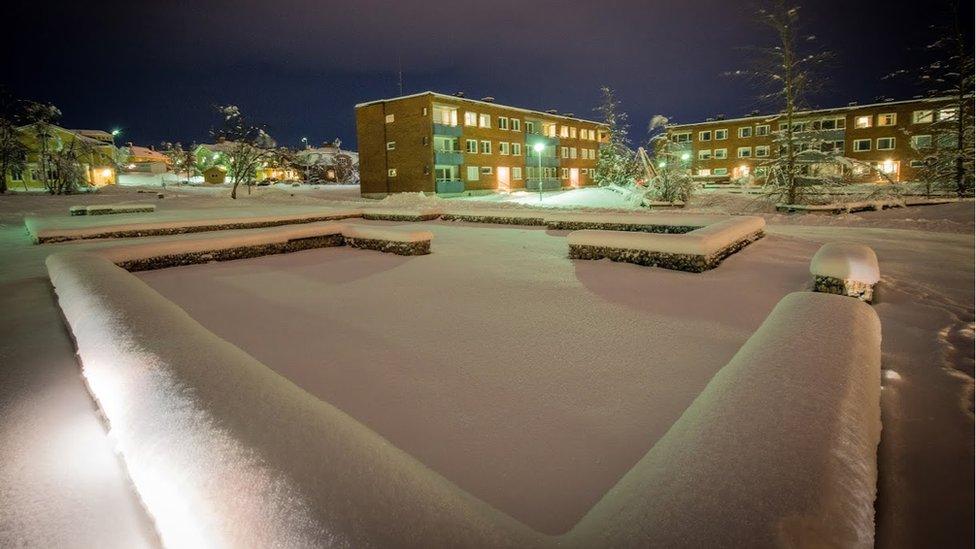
top-left (4, 125), bottom-right (118, 190)
top-left (295, 141), bottom-right (359, 183)
top-left (202, 166), bottom-right (226, 185)
top-left (664, 96), bottom-right (960, 183)
top-left (124, 144), bottom-right (170, 174)
top-left (355, 91), bottom-right (609, 197)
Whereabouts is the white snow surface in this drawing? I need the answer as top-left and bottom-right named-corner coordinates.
top-left (546, 211), bottom-right (726, 227)
top-left (341, 224), bottom-right (433, 243)
top-left (810, 242), bottom-right (881, 284)
top-left (567, 216), bottom-right (765, 256)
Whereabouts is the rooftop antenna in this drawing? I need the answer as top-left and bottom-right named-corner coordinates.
top-left (396, 54), bottom-right (403, 95)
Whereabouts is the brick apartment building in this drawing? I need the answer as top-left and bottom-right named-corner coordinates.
top-left (664, 96), bottom-right (960, 183)
top-left (355, 91), bottom-right (609, 196)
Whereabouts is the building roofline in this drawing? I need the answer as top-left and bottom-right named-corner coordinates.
top-left (355, 91), bottom-right (607, 126)
top-left (665, 95), bottom-right (958, 129)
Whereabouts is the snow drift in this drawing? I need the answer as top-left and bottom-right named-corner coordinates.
top-left (48, 249), bottom-right (881, 547)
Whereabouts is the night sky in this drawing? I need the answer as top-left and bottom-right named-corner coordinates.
top-left (5, 0), bottom-right (971, 150)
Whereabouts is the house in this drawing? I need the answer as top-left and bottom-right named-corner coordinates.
top-left (202, 166), bottom-right (227, 185)
top-left (663, 96), bottom-right (962, 183)
top-left (294, 141), bottom-right (359, 183)
top-left (4, 125), bottom-right (118, 190)
top-left (124, 144), bottom-right (170, 174)
top-left (355, 91), bottom-right (608, 197)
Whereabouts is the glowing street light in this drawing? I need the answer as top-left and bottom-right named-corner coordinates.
top-left (680, 152), bottom-right (690, 162)
top-left (110, 128), bottom-right (121, 147)
top-left (533, 142), bottom-right (545, 203)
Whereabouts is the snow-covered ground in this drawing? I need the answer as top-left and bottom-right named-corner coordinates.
top-left (0, 184), bottom-right (972, 546)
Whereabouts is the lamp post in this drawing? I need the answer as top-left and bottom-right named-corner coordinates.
top-left (533, 142), bottom-right (545, 203)
top-left (111, 129), bottom-right (121, 147)
top-left (301, 137), bottom-right (310, 183)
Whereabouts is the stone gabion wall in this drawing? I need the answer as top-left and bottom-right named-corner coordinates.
top-left (37, 213), bottom-right (362, 243)
top-left (546, 220), bottom-right (701, 234)
top-left (569, 231), bottom-right (764, 273)
top-left (344, 237), bottom-right (430, 256)
top-left (117, 234), bottom-right (346, 272)
top-left (813, 275), bottom-right (876, 303)
top-left (88, 207), bottom-right (156, 216)
top-left (440, 213), bottom-right (546, 226)
top-left (361, 213), bottom-right (442, 222)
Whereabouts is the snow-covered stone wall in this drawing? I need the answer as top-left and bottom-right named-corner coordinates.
top-left (811, 242), bottom-right (881, 302)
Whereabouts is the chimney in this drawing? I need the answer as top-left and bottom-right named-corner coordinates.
top-left (706, 117), bottom-right (715, 122)
top-left (563, 112), bottom-right (575, 118)
top-left (883, 97), bottom-right (894, 102)
top-left (454, 91), bottom-right (465, 98)
top-left (848, 101), bottom-right (858, 107)
top-left (546, 109), bottom-right (558, 114)
top-left (749, 109), bottom-right (760, 116)
top-left (715, 114), bottom-right (726, 120)
top-left (481, 96), bottom-right (495, 103)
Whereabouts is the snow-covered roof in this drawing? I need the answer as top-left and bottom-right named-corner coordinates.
top-left (128, 146), bottom-right (169, 162)
top-left (666, 95), bottom-right (959, 129)
top-left (72, 129), bottom-right (114, 141)
top-left (355, 91), bottom-right (607, 126)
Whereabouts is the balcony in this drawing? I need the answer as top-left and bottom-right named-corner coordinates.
top-left (525, 155), bottom-right (559, 168)
top-left (435, 179), bottom-right (464, 194)
top-left (525, 135), bottom-right (559, 148)
top-left (434, 150), bottom-right (464, 165)
top-left (525, 178), bottom-right (562, 191)
top-left (433, 123), bottom-right (462, 137)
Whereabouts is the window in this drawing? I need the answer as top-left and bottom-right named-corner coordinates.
top-left (513, 167), bottom-right (522, 180)
top-left (755, 167), bottom-right (768, 177)
top-left (698, 149), bottom-right (712, 160)
top-left (821, 140), bottom-right (844, 153)
top-left (478, 113), bottom-right (491, 128)
top-left (512, 142), bottom-right (522, 156)
top-left (853, 139), bottom-right (871, 152)
top-left (713, 148), bottom-right (727, 159)
top-left (499, 142), bottom-right (510, 155)
top-left (498, 117), bottom-right (508, 130)
top-left (511, 118), bottom-right (521, 131)
top-left (561, 167), bottom-right (569, 179)
top-left (560, 126), bottom-right (569, 138)
top-left (385, 141), bottom-right (395, 150)
top-left (737, 146), bottom-right (752, 158)
top-left (560, 146), bottom-right (568, 158)
top-left (937, 134), bottom-right (959, 148)
top-left (525, 121), bottom-right (535, 134)
top-left (466, 166), bottom-right (480, 181)
top-left (480, 166), bottom-right (493, 175)
top-left (697, 169), bottom-right (711, 176)
top-left (715, 129), bottom-right (728, 140)
top-left (911, 134), bottom-right (932, 149)
top-left (876, 137), bottom-right (896, 150)
top-left (938, 108), bottom-right (958, 121)
top-left (912, 110), bottom-right (934, 124)
top-left (738, 127), bottom-right (752, 138)
top-left (432, 104), bottom-right (458, 126)
top-left (570, 127), bottom-right (577, 139)
top-left (480, 140), bottom-right (492, 154)
top-left (434, 165), bottom-right (458, 181)
top-left (817, 117), bottom-right (845, 130)
top-left (755, 145), bottom-right (770, 158)
top-left (385, 114), bottom-right (395, 124)
top-left (713, 167), bottom-right (728, 175)
top-left (422, 107), bottom-right (428, 116)
top-left (699, 130), bottom-right (712, 141)
top-left (854, 115), bottom-right (872, 128)
top-left (570, 147), bottom-right (577, 159)
top-left (909, 160), bottom-right (925, 168)
top-left (755, 125), bottom-right (769, 136)
top-left (466, 139), bottom-right (478, 153)
top-left (878, 113), bottom-right (896, 126)
top-left (544, 123), bottom-right (557, 138)
top-left (387, 168), bottom-right (397, 177)
top-left (673, 132), bottom-right (691, 143)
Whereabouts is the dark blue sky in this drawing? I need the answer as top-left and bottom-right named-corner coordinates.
top-left (5, 0), bottom-right (970, 150)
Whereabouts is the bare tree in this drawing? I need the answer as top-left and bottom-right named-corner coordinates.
top-left (47, 135), bottom-right (94, 194)
top-left (594, 86), bottom-right (637, 187)
top-left (161, 141), bottom-right (196, 184)
top-left (730, 1), bottom-right (833, 204)
top-left (22, 102), bottom-right (62, 194)
top-left (211, 105), bottom-right (274, 199)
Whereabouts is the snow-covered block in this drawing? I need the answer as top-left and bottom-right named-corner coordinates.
top-left (567, 216), bottom-right (765, 272)
top-left (570, 292), bottom-right (882, 548)
top-left (811, 242), bottom-right (880, 302)
top-left (341, 224), bottom-right (433, 255)
top-left (360, 207), bottom-right (442, 222)
top-left (85, 203), bottom-right (157, 216)
top-left (46, 252), bottom-right (537, 547)
top-left (69, 205), bottom-right (88, 216)
top-left (545, 212), bottom-right (725, 233)
top-left (97, 222), bottom-right (346, 271)
top-left (440, 210), bottom-right (546, 226)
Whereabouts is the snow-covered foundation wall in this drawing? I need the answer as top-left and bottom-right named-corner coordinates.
top-left (811, 242), bottom-right (881, 303)
top-left (47, 250), bottom-right (882, 547)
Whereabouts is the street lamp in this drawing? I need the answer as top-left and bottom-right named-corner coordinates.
top-left (533, 142), bottom-right (545, 203)
top-left (300, 137), bottom-right (310, 183)
top-left (111, 128), bottom-right (121, 147)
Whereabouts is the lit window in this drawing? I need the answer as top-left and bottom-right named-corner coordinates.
top-left (854, 115), bottom-right (872, 128)
top-left (385, 114), bottom-right (395, 124)
top-left (513, 167), bottom-right (522, 180)
top-left (911, 135), bottom-right (932, 149)
top-left (880, 159), bottom-right (898, 174)
top-left (561, 167), bottom-right (569, 179)
top-left (698, 169), bottom-right (711, 176)
top-left (570, 147), bottom-right (577, 159)
top-left (853, 139), bottom-right (871, 152)
top-left (466, 166), bottom-right (479, 181)
top-left (478, 114), bottom-right (491, 128)
top-left (699, 130), bottom-right (711, 141)
top-left (737, 146), bottom-right (752, 158)
top-left (938, 108), bottom-right (958, 121)
top-left (560, 126), bottom-right (569, 138)
top-left (386, 141), bottom-right (395, 150)
top-left (464, 112), bottom-right (477, 126)
top-left (480, 140), bottom-right (492, 154)
top-left (499, 142), bottom-right (510, 155)
top-left (715, 129), bottom-right (728, 140)
top-left (560, 146), bottom-right (568, 158)
top-left (912, 110), bottom-right (935, 124)
top-left (878, 113), bottom-right (896, 126)
top-left (738, 127), bottom-right (752, 138)
top-left (387, 168), bottom-right (397, 177)
top-left (570, 127), bottom-right (577, 139)
top-left (876, 137), bottom-right (896, 150)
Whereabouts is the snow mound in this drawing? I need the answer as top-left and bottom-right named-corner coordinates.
top-left (810, 242), bottom-right (880, 285)
top-left (567, 216), bottom-right (765, 257)
top-left (341, 224), bottom-right (433, 243)
top-left (571, 292), bottom-right (882, 548)
top-left (545, 211), bottom-right (725, 228)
